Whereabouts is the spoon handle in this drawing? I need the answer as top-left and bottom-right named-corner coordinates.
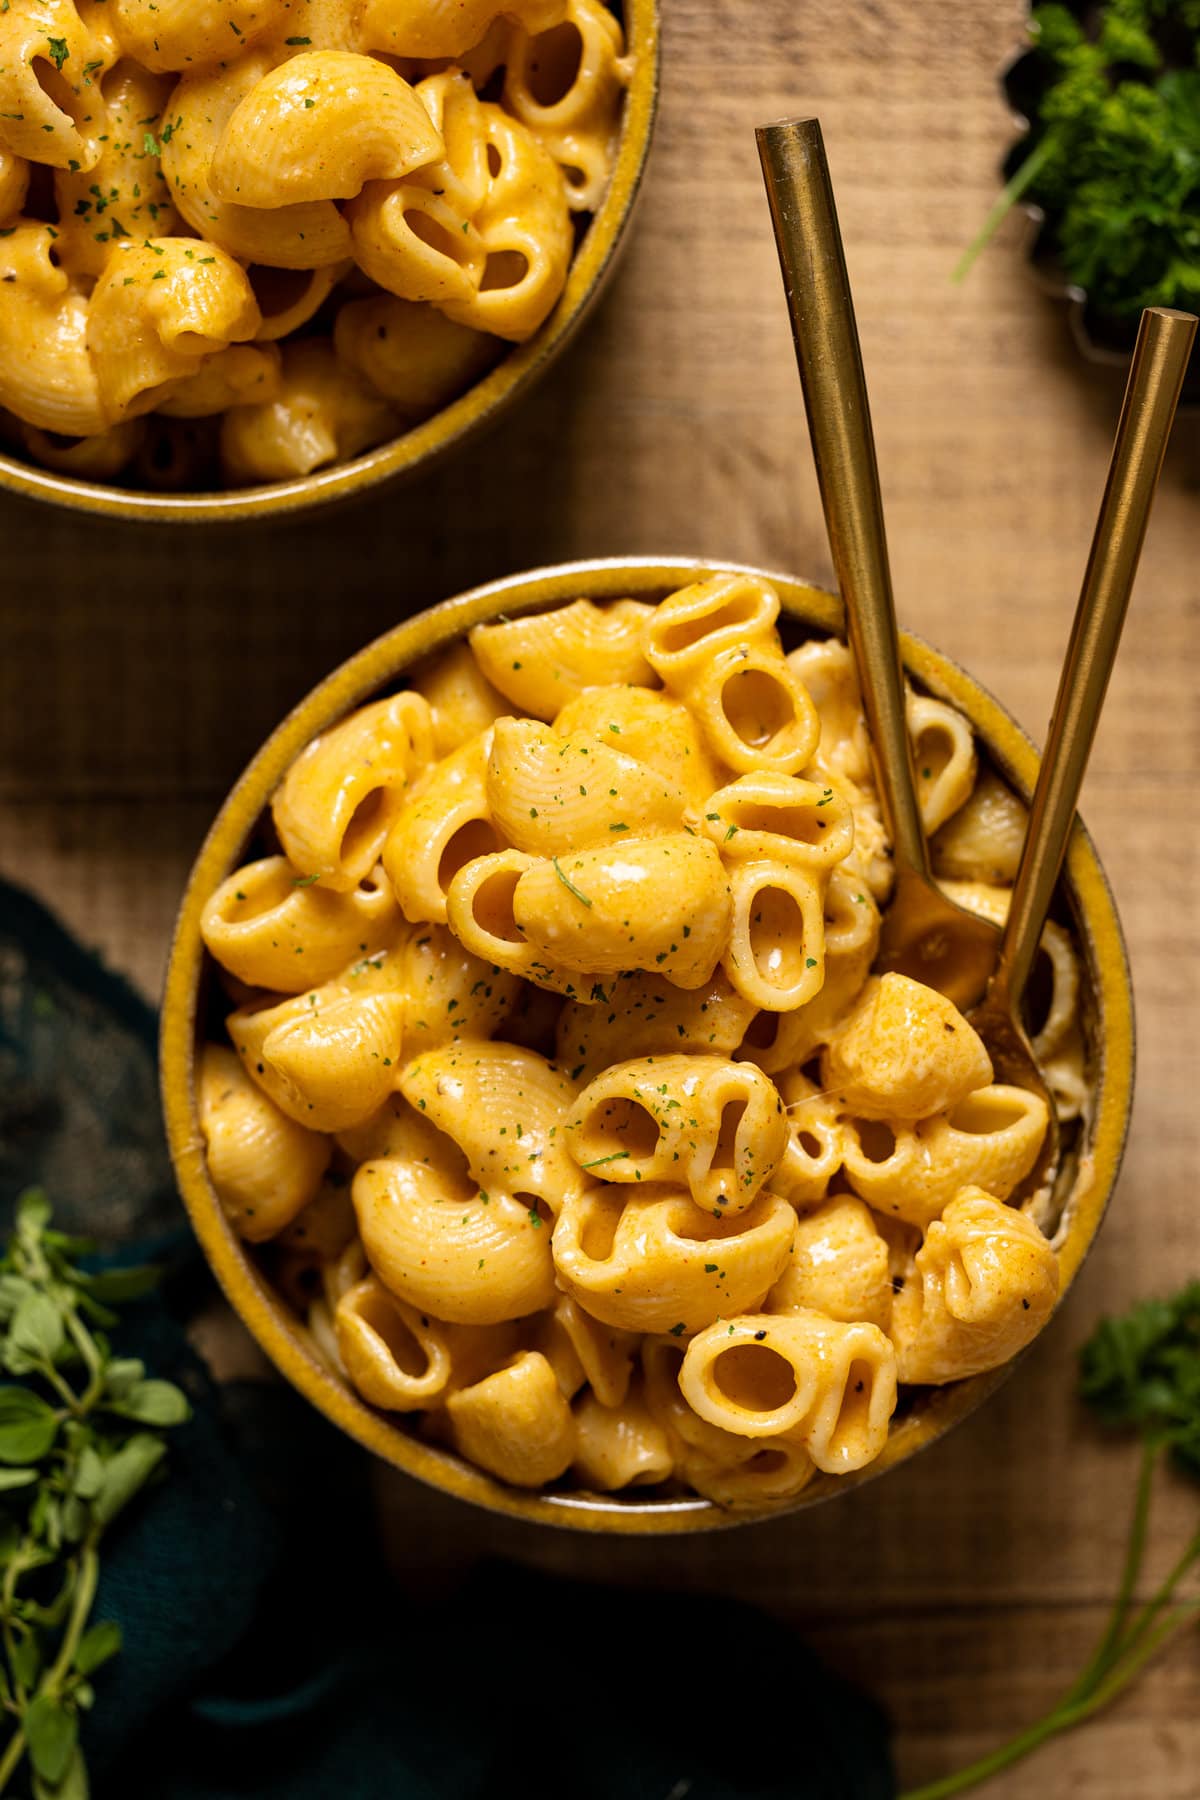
top-left (996, 306), bottom-right (1197, 1009)
top-left (757, 116), bottom-right (927, 880)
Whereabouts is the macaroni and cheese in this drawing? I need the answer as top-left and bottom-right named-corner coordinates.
top-left (196, 575), bottom-right (1086, 1506)
top-left (0, 0), bottom-right (632, 488)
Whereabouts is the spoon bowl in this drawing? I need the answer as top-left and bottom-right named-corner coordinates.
top-left (876, 866), bottom-right (1002, 1013)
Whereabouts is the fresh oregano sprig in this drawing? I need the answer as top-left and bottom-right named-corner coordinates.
top-left (903, 1282), bottom-right (1200, 1798)
top-left (0, 1191), bottom-right (189, 1799)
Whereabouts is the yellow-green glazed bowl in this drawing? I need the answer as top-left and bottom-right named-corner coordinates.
top-left (161, 559), bottom-right (1134, 1533)
top-left (0, 3), bottom-right (658, 525)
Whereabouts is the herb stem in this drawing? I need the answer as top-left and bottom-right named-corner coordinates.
top-left (0, 1550), bottom-right (30, 1704)
top-left (21, 1559), bottom-right (76, 1632)
top-left (1062, 1595), bottom-right (1200, 1728)
top-left (899, 1697), bottom-right (1075, 1800)
top-left (908, 1277), bottom-right (1200, 1798)
top-left (40, 1362), bottom-right (81, 1415)
top-left (65, 1309), bottom-right (105, 1413)
top-left (900, 1523), bottom-right (1200, 1800)
top-left (952, 133), bottom-right (1056, 285)
top-left (1066, 1436), bottom-right (1158, 1701)
top-left (0, 1725), bottom-right (26, 1794)
top-left (1096, 1526), bottom-right (1200, 1677)
top-left (46, 1541), bottom-right (98, 1695)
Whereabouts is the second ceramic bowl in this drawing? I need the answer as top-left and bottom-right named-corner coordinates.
top-left (161, 558), bottom-right (1134, 1532)
top-left (0, 2), bottom-right (659, 524)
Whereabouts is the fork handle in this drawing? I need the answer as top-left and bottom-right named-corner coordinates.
top-left (996, 306), bottom-right (1197, 1008)
top-left (757, 116), bottom-right (928, 880)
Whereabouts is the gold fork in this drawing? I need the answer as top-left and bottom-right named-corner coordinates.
top-left (966, 302), bottom-right (1195, 1195)
top-left (757, 116), bottom-right (999, 1015)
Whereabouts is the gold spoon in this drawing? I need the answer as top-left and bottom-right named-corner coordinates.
top-left (757, 116), bottom-right (1000, 1014)
top-left (758, 117), bottom-right (1195, 1201)
top-left (967, 302), bottom-right (1196, 1198)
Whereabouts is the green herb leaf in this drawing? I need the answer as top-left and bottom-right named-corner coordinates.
top-left (73, 1620), bottom-right (122, 1677)
top-left (11, 1631), bottom-right (41, 1689)
top-left (0, 1388), bottom-right (59, 1464)
top-left (0, 1275), bottom-right (36, 1318)
top-left (1079, 1279), bottom-right (1200, 1476)
top-left (72, 1446), bottom-right (105, 1499)
top-left (959, 3), bottom-right (1200, 316)
top-left (102, 1359), bottom-right (145, 1399)
top-left (33, 1743), bottom-right (87, 1800)
top-left (31, 1486), bottom-right (61, 1547)
top-left (17, 1189), bottom-right (51, 1238)
top-left (80, 1266), bottom-right (160, 1305)
top-left (0, 1197), bottom-right (183, 1794)
top-left (60, 1493), bottom-right (89, 1543)
top-left (44, 1231), bottom-right (98, 1259)
top-left (93, 1434), bottom-right (167, 1525)
top-left (25, 1693), bottom-right (77, 1784)
top-left (9, 1291), bottom-right (65, 1365)
top-left (106, 1380), bottom-right (190, 1427)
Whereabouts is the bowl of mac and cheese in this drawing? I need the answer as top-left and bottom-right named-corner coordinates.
top-left (0, 0), bottom-right (656, 520)
top-left (162, 561), bottom-right (1133, 1531)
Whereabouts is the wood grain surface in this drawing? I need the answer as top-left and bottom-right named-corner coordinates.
top-left (1, 2), bottom-right (1197, 1791)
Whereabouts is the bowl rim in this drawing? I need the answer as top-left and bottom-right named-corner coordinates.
top-left (160, 556), bottom-right (1135, 1534)
top-left (0, 0), bottom-right (660, 524)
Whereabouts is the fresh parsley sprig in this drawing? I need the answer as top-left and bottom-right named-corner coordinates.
top-left (0, 1192), bottom-right (189, 1799)
top-left (957, 1), bottom-right (1200, 319)
top-left (903, 1282), bottom-right (1200, 1798)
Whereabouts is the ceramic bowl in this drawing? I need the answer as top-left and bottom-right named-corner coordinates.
top-left (0, 2), bottom-right (659, 523)
top-left (161, 558), bottom-right (1134, 1532)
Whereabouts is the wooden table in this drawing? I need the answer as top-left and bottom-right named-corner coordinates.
top-left (1, 1), bottom-right (1197, 1790)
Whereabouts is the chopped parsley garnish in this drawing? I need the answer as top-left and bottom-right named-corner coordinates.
top-left (552, 857), bottom-right (592, 908)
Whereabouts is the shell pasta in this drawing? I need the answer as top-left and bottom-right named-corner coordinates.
top-left (196, 576), bottom-right (1085, 1506)
top-left (0, 0), bottom-right (633, 490)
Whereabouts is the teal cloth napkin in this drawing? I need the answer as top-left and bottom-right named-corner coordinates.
top-left (0, 879), bottom-right (896, 1800)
